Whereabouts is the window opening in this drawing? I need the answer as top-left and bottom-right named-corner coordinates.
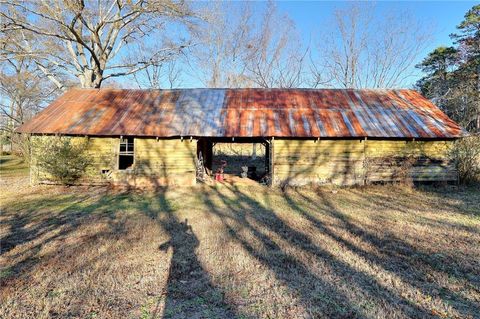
top-left (119, 137), bottom-right (134, 170)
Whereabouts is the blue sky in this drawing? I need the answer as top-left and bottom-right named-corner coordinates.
top-left (278, 1), bottom-right (475, 52)
top-left (125, 1), bottom-right (477, 89)
top-left (273, 1), bottom-right (477, 87)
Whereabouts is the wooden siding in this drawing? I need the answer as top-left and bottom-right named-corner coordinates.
top-left (31, 136), bottom-right (456, 187)
top-left (31, 136), bottom-right (197, 187)
top-left (30, 136), bottom-right (114, 184)
top-left (273, 139), bottom-right (456, 186)
top-left (121, 138), bottom-right (196, 187)
top-left (364, 140), bottom-right (456, 183)
top-left (84, 137), bottom-right (117, 181)
top-left (273, 140), bottom-right (365, 186)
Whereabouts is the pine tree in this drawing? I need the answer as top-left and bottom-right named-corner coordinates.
top-left (416, 4), bottom-right (480, 132)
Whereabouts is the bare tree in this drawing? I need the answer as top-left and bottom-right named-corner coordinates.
top-left (0, 51), bottom-right (59, 157)
top-left (189, 1), bottom-right (308, 88)
top-left (0, 0), bottom-right (199, 89)
top-left (132, 58), bottom-right (183, 89)
top-left (186, 2), bottom-right (254, 88)
top-left (315, 3), bottom-right (432, 89)
top-left (243, 1), bottom-right (308, 88)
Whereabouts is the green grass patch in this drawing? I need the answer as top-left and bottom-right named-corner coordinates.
top-left (0, 155), bottom-right (29, 178)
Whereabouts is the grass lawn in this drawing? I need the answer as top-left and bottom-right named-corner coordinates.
top-left (0, 156), bottom-right (479, 319)
top-left (0, 155), bottom-right (29, 179)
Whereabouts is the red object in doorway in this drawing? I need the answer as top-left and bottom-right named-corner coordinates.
top-left (214, 160), bottom-right (227, 182)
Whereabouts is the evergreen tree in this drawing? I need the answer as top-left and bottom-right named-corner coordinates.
top-left (416, 46), bottom-right (458, 99)
top-left (417, 4), bottom-right (480, 132)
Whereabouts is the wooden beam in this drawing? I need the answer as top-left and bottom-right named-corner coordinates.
top-left (269, 137), bottom-right (275, 186)
top-left (265, 141), bottom-right (270, 174)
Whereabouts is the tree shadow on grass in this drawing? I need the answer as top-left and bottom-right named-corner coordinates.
top-left (0, 190), bottom-right (126, 285)
top-left (1, 190), bottom-right (117, 255)
top-left (200, 183), bottom-right (445, 318)
top-left (346, 185), bottom-right (480, 218)
top-left (2, 180), bottom-right (478, 318)
top-left (1, 186), bottom-right (238, 319)
top-left (0, 157), bottom-right (15, 166)
top-left (285, 186), bottom-right (479, 318)
top-left (147, 187), bottom-right (238, 319)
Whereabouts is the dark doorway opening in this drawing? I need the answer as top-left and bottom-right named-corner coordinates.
top-left (213, 143), bottom-right (267, 179)
top-left (196, 137), bottom-right (271, 184)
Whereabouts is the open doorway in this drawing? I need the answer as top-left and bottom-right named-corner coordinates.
top-left (196, 138), bottom-right (271, 184)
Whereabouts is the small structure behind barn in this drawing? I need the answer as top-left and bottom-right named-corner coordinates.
top-left (17, 88), bottom-right (465, 187)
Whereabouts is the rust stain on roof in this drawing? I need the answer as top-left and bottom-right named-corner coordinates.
top-left (17, 88), bottom-right (464, 138)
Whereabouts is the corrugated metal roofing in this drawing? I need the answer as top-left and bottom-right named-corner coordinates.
top-left (16, 88), bottom-right (464, 138)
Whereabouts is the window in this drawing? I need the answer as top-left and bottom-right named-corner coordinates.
top-left (119, 137), bottom-right (134, 170)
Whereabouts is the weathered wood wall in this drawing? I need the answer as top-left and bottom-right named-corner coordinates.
top-left (272, 139), bottom-right (456, 186)
top-left (273, 140), bottom-right (365, 186)
top-left (31, 136), bottom-right (117, 184)
top-left (31, 136), bottom-right (197, 187)
top-left (84, 137), bottom-right (117, 182)
top-left (123, 138), bottom-right (196, 187)
top-left (31, 136), bottom-right (456, 187)
top-left (364, 141), bottom-right (456, 183)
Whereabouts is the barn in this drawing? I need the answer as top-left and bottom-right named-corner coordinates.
top-left (17, 88), bottom-right (464, 187)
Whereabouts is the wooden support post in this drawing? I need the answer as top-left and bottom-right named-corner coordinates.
top-left (264, 141), bottom-right (270, 174)
top-left (363, 137), bottom-right (367, 185)
top-left (269, 137), bottom-right (275, 186)
top-left (206, 139), bottom-right (213, 172)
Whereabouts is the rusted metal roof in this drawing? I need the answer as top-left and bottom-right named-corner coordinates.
top-left (16, 88), bottom-right (464, 138)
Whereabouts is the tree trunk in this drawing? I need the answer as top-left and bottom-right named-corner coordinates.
top-left (9, 100), bottom-right (15, 152)
top-left (79, 69), bottom-right (103, 88)
top-left (477, 63), bottom-right (480, 132)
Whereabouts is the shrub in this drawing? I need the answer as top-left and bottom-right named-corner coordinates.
top-left (450, 135), bottom-right (480, 184)
top-left (34, 136), bottom-right (91, 185)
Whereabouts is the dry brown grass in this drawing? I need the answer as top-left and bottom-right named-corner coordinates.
top-left (1, 164), bottom-right (479, 318)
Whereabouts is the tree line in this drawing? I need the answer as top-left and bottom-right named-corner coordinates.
top-left (0, 1), bottom-right (479, 153)
top-left (416, 4), bottom-right (479, 133)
